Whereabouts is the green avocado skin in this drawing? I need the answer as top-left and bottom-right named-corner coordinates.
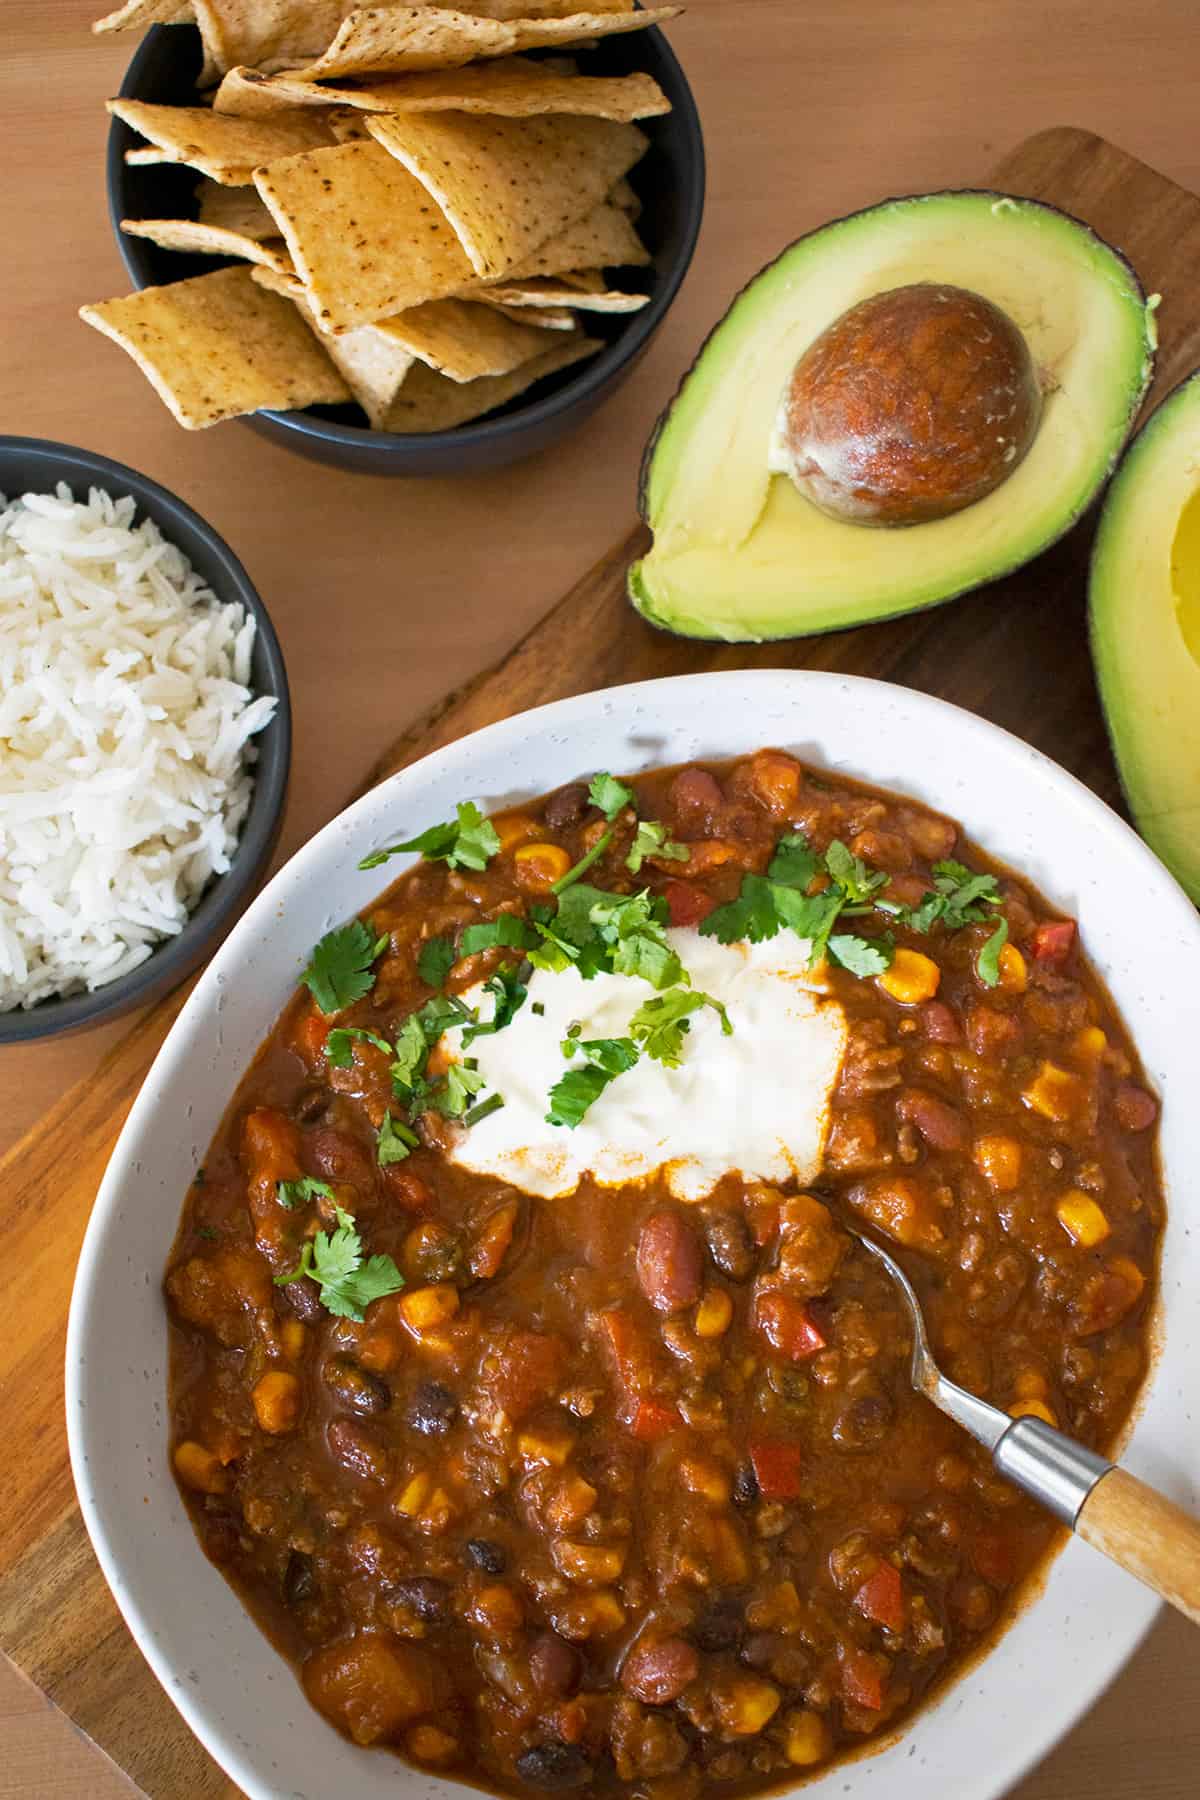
top-left (1089, 366), bottom-right (1200, 903)
top-left (631, 189), bottom-right (1154, 644)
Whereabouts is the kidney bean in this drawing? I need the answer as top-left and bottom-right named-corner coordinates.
top-left (304, 1126), bottom-right (375, 1191)
top-left (390, 1577), bottom-right (450, 1624)
top-left (542, 782), bottom-right (590, 831)
top-left (323, 1356), bottom-right (391, 1416)
top-left (637, 1211), bottom-right (703, 1314)
top-left (661, 880), bottom-right (717, 928)
top-left (327, 1418), bottom-right (391, 1484)
top-left (668, 767), bottom-right (724, 823)
top-left (1113, 1083), bottom-right (1158, 1132)
top-left (964, 1005), bottom-right (1021, 1059)
top-left (705, 1212), bottom-right (756, 1282)
top-left (529, 1630), bottom-right (583, 1698)
top-left (621, 1637), bottom-right (700, 1705)
top-left (895, 1088), bottom-right (968, 1152)
top-left (919, 1001), bottom-right (961, 1044)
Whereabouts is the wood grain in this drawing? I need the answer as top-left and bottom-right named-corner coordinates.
top-left (2, 121), bottom-right (1200, 1800)
top-left (1077, 1469), bottom-right (1200, 1628)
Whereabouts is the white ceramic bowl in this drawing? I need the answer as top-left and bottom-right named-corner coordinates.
top-left (67, 670), bottom-right (1200, 1800)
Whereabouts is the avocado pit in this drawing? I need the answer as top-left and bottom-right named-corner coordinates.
top-left (774, 283), bottom-right (1043, 526)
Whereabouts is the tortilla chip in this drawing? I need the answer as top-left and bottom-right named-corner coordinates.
top-left (254, 139), bottom-right (476, 330)
top-left (120, 215), bottom-right (295, 273)
top-left (373, 299), bottom-right (550, 381)
top-left (269, 282), bottom-right (415, 427)
top-left (364, 112), bottom-right (646, 277)
top-left (479, 272), bottom-right (648, 311)
top-left (485, 197), bottom-right (648, 282)
top-left (125, 145), bottom-right (174, 166)
top-left (383, 330), bottom-right (602, 431)
top-left (287, 7), bottom-right (682, 82)
top-left (93, 0), bottom-right (192, 31)
top-left (488, 301), bottom-right (576, 329)
top-left (191, 1), bottom-right (354, 77)
top-left (79, 265), bottom-right (350, 428)
top-left (107, 100), bottom-right (336, 185)
top-left (250, 265), bottom-right (306, 299)
top-left (327, 108), bottom-right (374, 141)
top-left (195, 182), bottom-right (281, 239)
top-left (222, 58), bottom-right (668, 121)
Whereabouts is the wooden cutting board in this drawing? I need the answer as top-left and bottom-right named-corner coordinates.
top-left (2, 126), bottom-right (1200, 1800)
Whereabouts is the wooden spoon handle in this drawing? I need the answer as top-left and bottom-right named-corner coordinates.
top-left (1076, 1467), bottom-right (1200, 1626)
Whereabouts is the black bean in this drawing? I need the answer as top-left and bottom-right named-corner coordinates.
top-left (831, 1391), bottom-right (893, 1453)
top-left (542, 782), bottom-right (590, 832)
top-left (465, 1537), bottom-right (507, 1575)
top-left (514, 1741), bottom-right (592, 1790)
top-left (323, 1356), bottom-right (391, 1416)
top-left (692, 1593), bottom-right (744, 1652)
top-left (390, 1576), bottom-right (450, 1624)
top-left (408, 1379), bottom-right (459, 1437)
top-left (281, 1275), bottom-right (323, 1323)
top-left (731, 1462), bottom-right (759, 1507)
top-left (705, 1212), bottom-right (755, 1282)
top-left (282, 1550), bottom-right (315, 1609)
top-left (293, 1084), bottom-right (334, 1127)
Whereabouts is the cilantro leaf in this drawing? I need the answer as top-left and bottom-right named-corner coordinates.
top-left (390, 1013), bottom-right (430, 1095)
top-left (326, 1025), bottom-right (392, 1069)
top-left (301, 920), bottom-right (388, 1015)
top-left (378, 1111), bottom-right (419, 1165)
top-left (342, 1254), bottom-right (409, 1316)
top-left (545, 1066), bottom-right (612, 1128)
top-left (274, 1204), bottom-right (403, 1321)
top-left (977, 915), bottom-right (1009, 988)
top-left (276, 1175), bottom-right (333, 1209)
top-left (626, 819), bottom-right (689, 874)
top-left (823, 840), bottom-right (890, 905)
top-left (700, 873), bottom-right (788, 946)
top-left (359, 800), bottom-right (500, 873)
top-left (460, 967), bottom-right (528, 1045)
top-left (563, 1035), bottom-right (640, 1076)
top-left (588, 771), bottom-right (636, 821)
top-left (458, 914), bottom-right (535, 959)
top-left (430, 1061), bottom-right (486, 1118)
top-left (827, 933), bottom-right (895, 977)
top-left (417, 936), bottom-right (455, 989)
top-left (628, 987), bottom-right (732, 1067)
top-left (767, 833), bottom-right (819, 890)
top-left (885, 861), bottom-right (1003, 935)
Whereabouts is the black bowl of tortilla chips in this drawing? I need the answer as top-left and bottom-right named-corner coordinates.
top-left (102, 6), bottom-right (704, 475)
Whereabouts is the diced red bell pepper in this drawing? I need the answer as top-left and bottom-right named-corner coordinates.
top-left (839, 1647), bottom-right (885, 1711)
top-left (630, 1397), bottom-right (680, 1442)
top-left (749, 1438), bottom-right (804, 1500)
top-left (853, 1562), bottom-right (905, 1634)
top-left (754, 1291), bottom-right (827, 1361)
top-left (661, 879), bottom-right (716, 928)
top-left (598, 1309), bottom-right (651, 1396)
top-left (1030, 919), bottom-right (1076, 967)
top-left (746, 1198), bottom-right (781, 1247)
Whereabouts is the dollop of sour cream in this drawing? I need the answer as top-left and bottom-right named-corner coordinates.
top-left (440, 926), bottom-right (848, 1202)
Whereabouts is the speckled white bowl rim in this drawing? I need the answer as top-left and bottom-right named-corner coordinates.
top-left (67, 669), bottom-right (1200, 1800)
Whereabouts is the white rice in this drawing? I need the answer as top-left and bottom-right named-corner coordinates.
top-left (0, 483), bottom-right (277, 1010)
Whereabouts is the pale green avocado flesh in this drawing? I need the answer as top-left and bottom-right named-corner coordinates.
top-left (1090, 370), bottom-right (1200, 902)
top-left (631, 191), bottom-right (1154, 641)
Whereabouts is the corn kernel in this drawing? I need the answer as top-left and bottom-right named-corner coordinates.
top-left (251, 1370), bottom-right (302, 1435)
top-left (784, 1709), bottom-right (831, 1767)
top-left (280, 1318), bottom-right (306, 1361)
top-left (973, 1134), bottom-right (1022, 1192)
top-left (173, 1440), bottom-right (228, 1495)
top-left (995, 943), bottom-right (1027, 993)
top-left (517, 1425), bottom-right (575, 1468)
top-left (495, 814), bottom-right (537, 851)
top-left (1014, 1366), bottom-right (1048, 1399)
top-left (877, 949), bottom-right (941, 1005)
top-left (724, 1676), bottom-right (782, 1736)
top-left (694, 1288), bottom-right (734, 1339)
top-left (1022, 1061), bottom-right (1088, 1123)
top-left (710, 1517), bottom-right (749, 1582)
top-left (1008, 1399), bottom-right (1057, 1426)
top-left (417, 1486), bottom-right (456, 1536)
top-left (555, 1591), bottom-right (626, 1639)
top-left (1074, 1026), bottom-right (1108, 1061)
top-left (357, 1329), bottom-right (403, 1374)
top-left (513, 842), bottom-right (572, 890)
top-left (546, 1475), bottom-right (598, 1532)
top-left (551, 1539), bottom-right (627, 1585)
top-left (394, 1471), bottom-right (431, 1517)
top-left (468, 1584), bottom-right (524, 1641)
top-left (400, 1283), bottom-right (460, 1333)
top-left (679, 1456), bottom-right (732, 1505)
top-left (407, 1724), bottom-right (458, 1763)
top-left (1056, 1190), bottom-right (1110, 1248)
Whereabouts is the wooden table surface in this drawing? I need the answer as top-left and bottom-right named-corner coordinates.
top-left (4, 0), bottom-right (1200, 1793)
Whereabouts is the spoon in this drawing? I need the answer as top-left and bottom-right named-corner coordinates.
top-left (850, 1227), bottom-right (1200, 1626)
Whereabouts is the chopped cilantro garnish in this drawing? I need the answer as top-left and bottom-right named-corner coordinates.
top-left (546, 1035), bottom-right (639, 1128)
top-left (827, 933), bottom-right (894, 977)
top-left (551, 832), bottom-right (615, 894)
top-left (977, 915), bottom-right (1009, 988)
top-left (588, 771), bottom-right (636, 821)
top-left (389, 1013), bottom-right (430, 1095)
top-left (463, 1092), bottom-right (506, 1127)
top-left (823, 840), bottom-right (891, 905)
top-left (417, 935), bottom-right (455, 988)
top-left (626, 819), bottom-right (689, 874)
top-left (767, 833), bottom-right (820, 890)
top-left (325, 1025), bottom-right (393, 1069)
top-left (274, 1203), bottom-right (404, 1321)
top-left (589, 889), bottom-right (683, 990)
top-left (458, 914), bottom-right (535, 958)
top-left (301, 920), bottom-right (388, 1015)
top-left (430, 1061), bottom-right (486, 1118)
top-left (882, 861), bottom-right (1003, 934)
top-left (359, 800), bottom-right (500, 874)
top-left (703, 874), bottom-right (840, 951)
top-left (628, 986), bottom-right (732, 1067)
top-left (532, 1001), bottom-right (545, 1016)
top-left (277, 1175), bottom-right (334, 1209)
top-left (378, 1111), bottom-right (419, 1165)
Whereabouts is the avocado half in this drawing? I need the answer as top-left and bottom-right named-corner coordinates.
top-left (1090, 368), bottom-right (1200, 901)
top-left (630, 191), bottom-right (1156, 641)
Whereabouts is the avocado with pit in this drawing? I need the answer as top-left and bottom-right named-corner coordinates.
top-left (1090, 368), bottom-right (1200, 901)
top-left (630, 191), bottom-right (1156, 641)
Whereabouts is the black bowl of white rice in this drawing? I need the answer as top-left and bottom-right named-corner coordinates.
top-left (0, 438), bottom-right (290, 1041)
